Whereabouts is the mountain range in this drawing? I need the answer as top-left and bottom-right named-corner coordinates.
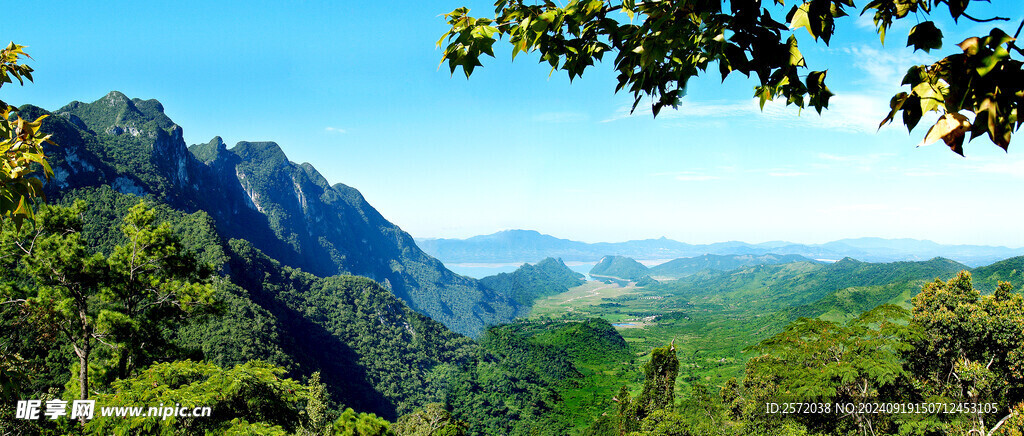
top-left (30, 91), bottom-right (520, 337)
top-left (8, 91), bottom-right (622, 429)
top-left (586, 253), bottom-right (821, 281)
top-left (416, 229), bottom-right (1024, 267)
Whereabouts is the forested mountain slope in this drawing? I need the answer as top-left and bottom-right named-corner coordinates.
top-left (25, 91), bottom-right (519, 336)
top-left (589, 255), bottom-right (650, 280)
top-left (651, 257), bottom-right (970, 309)
top-left (479, 258), bottom-right (586, 306)
top-left (7, 186), bottom-right (565, 434)
top-left (648, 253), bottom-right (818, 279)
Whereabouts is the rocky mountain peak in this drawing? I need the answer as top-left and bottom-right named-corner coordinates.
top-left (41, 91), bottom-right (520, 336)
top-left (102, 90), bottom-right (131, 107)
top-left (231, 141), bottom-right (288, 163)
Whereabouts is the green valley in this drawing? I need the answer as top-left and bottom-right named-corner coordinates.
top-left (517, 254), bottom-right (1024, 429)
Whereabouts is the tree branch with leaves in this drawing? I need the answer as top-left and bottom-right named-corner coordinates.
top-left (439, 0), bottom-right (1022, 155)
top-left (0, 42), bottom-right (53, 227)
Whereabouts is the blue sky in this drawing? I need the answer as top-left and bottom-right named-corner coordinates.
top-left (4, 0), bottom-right (1024, 246)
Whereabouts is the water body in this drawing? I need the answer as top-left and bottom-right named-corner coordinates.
top-left (445, 261), bottom-right (598, 280)
top-left (612, 323), bottom-right (636, 327)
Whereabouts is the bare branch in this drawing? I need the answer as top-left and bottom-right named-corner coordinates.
top-left (987, 412), bottom-right (1014, 436)
top-left (959, 11), bottom-right (1010, 23)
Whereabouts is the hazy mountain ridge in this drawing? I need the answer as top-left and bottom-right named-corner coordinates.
top-left (417, 229), bottom-right (1024, 267)
top-left (30, 91), bottom-right (520, 336)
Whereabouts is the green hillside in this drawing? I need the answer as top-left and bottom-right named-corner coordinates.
top-left (590, 255), bottom-right (649, 280)
top-left (648, 253), bottom-right (818, 279)
top-left (479, 257), bottom-right (586, 306)
top-left (477, 319), bottom-right (635, 432)
top-left (971, 255), bottom-right (1024, 293)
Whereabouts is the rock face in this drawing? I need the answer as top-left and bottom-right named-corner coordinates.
top-left (32, 91), bottom-right (520, 336)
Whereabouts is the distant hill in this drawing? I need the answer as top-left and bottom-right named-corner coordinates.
top-left (415, 230), bottom-right (1024, 267)
top-left (969, 255), bottom-right (1024, 293)
top-left (672, 254), bottom-right (1024, 331)
top-left (648, 253), bottom-right (819, 279)
top-left (773, 256), bottom-right (1024, 324)
top-left (589, 255), bottom-right (650, 281)
top-left (480, 258), bottom-right (586, 306)
top-left (644, 254), bottom-right (1022, 329)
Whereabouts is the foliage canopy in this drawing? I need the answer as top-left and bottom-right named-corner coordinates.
top-left (0, 42), bottom-right (52, 226)
top-left (439, 0), bottom-right (1023, 154)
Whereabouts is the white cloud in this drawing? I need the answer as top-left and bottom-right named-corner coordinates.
top-left (325, 126), bottom-right (347, 133)
top-left (762, 94), bottom-right (894, 133)
top-left (854, 12), bottom-right (877, 30)
top-left (603, 93), bottom-right (894, 134)
top-left (844, 45), bottom-right (933, 88)
top-left (601, 98), bottom-right (750, 123)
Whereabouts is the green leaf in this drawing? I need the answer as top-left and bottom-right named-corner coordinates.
top-left (984, 28), bottom-right (1014, 49)
top-left (976, 51), bottom-right (1005, 77)
top-left (902, 94), bottom-right (923, 131)
top-left (880, 92), bottom-right (909, 129)
top-left (906, 21), bottom-right (943, 52)
top-left (788, 4), bottom-right (815, 39)
top-left (946, 0), bottom-right (968, 20)
top-left (787, 36), bottom-right (805, 67)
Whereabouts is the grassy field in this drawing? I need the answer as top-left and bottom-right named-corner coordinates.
top-left (529, 279), bottom-right (776, 391)
top-left (531, 281), bottom-right (642, 321)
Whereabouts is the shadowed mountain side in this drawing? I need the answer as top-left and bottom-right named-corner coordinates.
top-left (28, 91), bottom-right (520, 336)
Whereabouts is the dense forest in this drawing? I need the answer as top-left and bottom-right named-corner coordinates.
top-left (479, 258), bottom-right (586, 307)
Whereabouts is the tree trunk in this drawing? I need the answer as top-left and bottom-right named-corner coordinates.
top-left (73, 339), bottom-right (90, 426)
top-left (79, 346), bottom-right (88, 401)
top-left (73, 341), bottom-right (90, 401)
